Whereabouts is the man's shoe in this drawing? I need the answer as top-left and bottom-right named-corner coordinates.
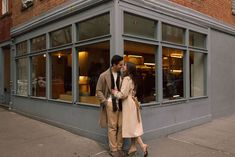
top-left (109, 151), bottom-right (120, 157)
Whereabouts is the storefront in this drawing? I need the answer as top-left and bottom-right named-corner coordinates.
top-left (8, 0), bottom-right (235, 143)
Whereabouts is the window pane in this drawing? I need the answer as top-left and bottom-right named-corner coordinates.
top-left (16, 41), bottom-right (27, 56)
top-left (78, 42), bottom-right (110, 105)
top-left (78, 14), bottom-right (109, 41)
top-left (51, 26), bottom-right (72, 47)
top-left (17, 58), bottom-right (28, 96)
top-left (190, 52), bottom-right (206, 97)
top-left (124, 13), bottom-right (157, 39)
top-left (189, 31), bottom-right (207, 48)
top-left (124, 41), bottom-right (156, 103)
top-left (31, 35), bottom-right (46, 52)
top-left (51, 49), bottom-right (72, 101)
top-left (32, 54), bottom-right (46, 97)
top-left (162, 23), bottom-right (185, 45)
top-left (163, 47), bottom-right (184, 100)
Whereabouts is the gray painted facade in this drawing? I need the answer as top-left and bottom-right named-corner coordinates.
top-left (0, 0), bottom-right (235, 143)
top-left (210, 30), bottom-right (235, 118)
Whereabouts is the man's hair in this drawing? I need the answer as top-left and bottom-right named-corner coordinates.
top-left (111, 55), bottom-right (123, 66)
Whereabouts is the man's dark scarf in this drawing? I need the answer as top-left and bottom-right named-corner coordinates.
top-left (110, 68), bottom-right (122, 112)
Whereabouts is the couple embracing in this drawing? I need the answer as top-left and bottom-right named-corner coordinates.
top-left (96, 55), bottom-right (148, 157)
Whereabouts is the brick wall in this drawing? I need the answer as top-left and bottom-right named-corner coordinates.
top-left (12, 0), bottom-right (66, 27)
top-left (0, 18), bottom-right (11, 42)
top-left (170, 0), bottom-right (235, 26)
top-left (0, 0), bottom-right (12, 42)
top-left (12, 0), bottom-right (235, 28)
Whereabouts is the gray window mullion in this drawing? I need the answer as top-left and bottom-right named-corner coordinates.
top-left (46, 51), bottom-right (51, 99)
top-left (72, 23), bottom-right (76, 43)
top-left (110, 1), bottom-right (122, 57)
top-left (185, 49), bottom-right (190, 99)
top-left (157, 21), bottom-right (162, 102)
top-left (158, 45), bottom-right (163, 103)
top-left (185, 29), bottom-right (190, 99)
top-left (72, 46), bottom-right (78, 104)
top-left (11, 44), bottom-right (17, 96)
top-left (27, 40), bottom-right (31, 97)
top-left (205, 28), bottom-right (210, 97)
top-left (28, 56), bottom-right (32, 96)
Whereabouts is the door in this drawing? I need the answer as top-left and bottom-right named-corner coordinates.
top-left (3, 46), bottom-right (11, 106)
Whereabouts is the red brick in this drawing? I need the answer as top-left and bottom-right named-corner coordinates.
top-left (170, 0), bottom-right (235, 26)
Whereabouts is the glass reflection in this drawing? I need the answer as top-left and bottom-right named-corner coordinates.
top-left (163, 47), bottom-right (184, 100)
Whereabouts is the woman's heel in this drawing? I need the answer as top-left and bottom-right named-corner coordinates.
top-left (128, 150), bottom-right (137, 157)
top-left (143, 144), bottom-right (149, 157)
top-left (128, 148), bottom-right (137, 157)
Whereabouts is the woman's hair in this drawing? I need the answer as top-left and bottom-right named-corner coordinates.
top-left (123, 62), bottom-right (138, 91)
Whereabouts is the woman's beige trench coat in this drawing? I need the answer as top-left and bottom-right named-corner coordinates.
top-left (114, 76), bottom-right (143, 138)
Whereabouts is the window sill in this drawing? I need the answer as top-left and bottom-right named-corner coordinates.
top-left (30, 96), bottom-right (47, 100)
top-left (48, 98), bottom-right (72, 104)
top-left (162, 98), bottom-right (187, 105)
top-left (189, 96), bottom-right (208, 101)
top-left (75, 102), bottom-right (100, 108)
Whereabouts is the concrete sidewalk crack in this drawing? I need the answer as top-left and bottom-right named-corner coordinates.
top-left (168, 136), bottom-right (235, 157)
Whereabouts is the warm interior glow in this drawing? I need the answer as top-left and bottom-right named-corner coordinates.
top-left (171, 70), bottom-right (182, 73)
top-left (170, 53), bottom-right (183, 58)
top-left (128, 55), bottom-right (143, 58)
top-left (79, 76), bottom-right (88, 84)
top-left (144, 63), bottom-right (155, 66)
top-left (79, 51), bottom-right (88, 58)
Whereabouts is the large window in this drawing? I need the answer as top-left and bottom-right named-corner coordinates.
top-left (162, 23), bottom-right (185, 45)
top-left (16, 41), bottom-right (27, 56)
top-left (31, 35), bottom-right (46, 52)
top-left (31, 54), bottom-right (46, 97)
top-left (17, 58), bottom-right (28, 96)
top-left (190, 52), bottom-right (206, 97)
top-left (163, 47), bottom-right (184, 100)
top-left (50, 26), bottom-right (72, 47)
top-left (78, 42), bottom-right (110, 105)
top-left (124, 41), bottom-right (156, 103)
top-left (124, 13), bottom-right (157, 39)
top-left (51, 49), bottom-right (72, 101)
top-left (2, 0), bottom-right (8, 15)
top-left (77, 14), bottom-right (110, 41)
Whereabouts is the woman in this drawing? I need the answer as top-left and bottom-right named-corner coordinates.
top-left (112, 62), bottom-right (148, 157)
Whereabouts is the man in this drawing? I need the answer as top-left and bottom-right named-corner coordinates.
top-left (96, 55), bottom-right (125, 157)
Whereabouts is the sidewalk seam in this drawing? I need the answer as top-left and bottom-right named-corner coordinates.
top-left (168, 136), bottom-right (235, 156)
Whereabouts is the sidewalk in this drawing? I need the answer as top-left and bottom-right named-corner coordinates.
top-left (1, 106), bottom-right (235, 157)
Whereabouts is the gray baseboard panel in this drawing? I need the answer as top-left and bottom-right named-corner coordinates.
top-left (142, 114), bottom-right (212, 141)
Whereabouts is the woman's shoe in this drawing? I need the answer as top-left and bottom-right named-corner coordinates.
top-left (128, 150), bottom-right (137, 157)
top-left (128, 149), bottom-right (137, 157)
top-left (143, 144), bottom-right (149, 157)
